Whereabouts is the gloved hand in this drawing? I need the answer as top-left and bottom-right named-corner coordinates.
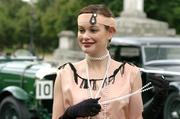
top-left (148, 74), bottom-right (169, 112)
top-left (148, 75), bottom-right (169, 99)
top-left (59, 97), bottom-right (101, 119)
top-left (142, 75), bottom-right (169, 119)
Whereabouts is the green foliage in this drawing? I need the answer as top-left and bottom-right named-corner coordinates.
top-left (0, 0), bottom-right (24, 49)
top-left (145, 0), bottom-right (180, 33)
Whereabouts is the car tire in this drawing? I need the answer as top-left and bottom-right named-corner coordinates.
top-left (164, 92), bottom-right (180, 119)
top-left (0, 96), bottom-right (30, 119)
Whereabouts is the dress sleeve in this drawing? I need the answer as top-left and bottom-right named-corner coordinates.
top-left (128, 68), bottom-right (144, 119)
top-left (52, 69), bottom-right (65, 119)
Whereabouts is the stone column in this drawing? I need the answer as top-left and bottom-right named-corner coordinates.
top-left (53, 30), bottom-right (84, 65)
top-left (57, 31), bottom-right (75, 50)
top-left (124, 0), bottom-right (144, 11)
top-left (121, 0), bottom-right (146, 18)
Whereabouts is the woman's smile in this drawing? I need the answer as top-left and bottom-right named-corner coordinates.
top-left (82, 41), bottom-right (96, 48)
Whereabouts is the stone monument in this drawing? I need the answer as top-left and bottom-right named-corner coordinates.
top-left (115, 0), bottom-right (176, 36)
top-left (53, 30), bottom-right (84, 65)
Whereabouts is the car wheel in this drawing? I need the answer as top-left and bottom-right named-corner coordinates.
top-left (164, 92), bottom-right (180, 119)
top-left (0, 96), bottom-right (30, 119)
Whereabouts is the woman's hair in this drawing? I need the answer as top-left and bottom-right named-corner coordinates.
top-left (78, 4), bottom-right (114, 18)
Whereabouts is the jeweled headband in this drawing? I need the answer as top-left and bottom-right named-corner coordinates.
top-left (78, 13), bottom-right (116, 32)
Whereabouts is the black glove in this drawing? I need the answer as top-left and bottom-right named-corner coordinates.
top-left (149, 75), bottom-right (169, 101)
top-left (59, 98), bottom-right (101, 119)
top-left (143, 75), bottom-right (169, 119)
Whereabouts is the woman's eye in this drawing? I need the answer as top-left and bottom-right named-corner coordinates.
top-left (78, 29), bottom-right (85, 33)
top-left (90, 29), bottom-right (98, 33)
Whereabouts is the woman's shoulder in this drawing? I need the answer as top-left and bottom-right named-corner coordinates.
top-left (57, 60), bottom-right (85, 72)
top-left (56, 60), bottom-right (85, 84)
top-left (125, 62), bottom-right (139, 71)
top-left (111, 59), bottom-right (136, 68)
top-left (111, 59), bottom-right (140, 74)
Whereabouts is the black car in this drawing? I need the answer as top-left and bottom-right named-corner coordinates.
top-left (110, 37), bottom-right (180, 119)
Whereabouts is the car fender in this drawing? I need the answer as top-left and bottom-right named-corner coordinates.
top-left (1, 86), bottom-right (28, 101)
top-left (169, 82), bottom-right (180, 93)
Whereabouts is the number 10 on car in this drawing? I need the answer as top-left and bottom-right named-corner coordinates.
top-left (36, 80), bottom-right (53, 99)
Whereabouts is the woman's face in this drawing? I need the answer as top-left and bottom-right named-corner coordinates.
top-left (77, 22), bottom-right (112, 56)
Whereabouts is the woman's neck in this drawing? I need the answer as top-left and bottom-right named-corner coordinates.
top-left (85, 56), bottom-right (110, 79)
top-left (85, 49), bottom-right (109, 61)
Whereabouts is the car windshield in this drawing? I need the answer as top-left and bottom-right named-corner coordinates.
top-left (109, 45), bottom-right (141, 66)
top-left (144, 45), bottom-right (180, 62)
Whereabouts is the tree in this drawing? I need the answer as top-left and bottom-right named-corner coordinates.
top-left (145, 0), bottom-right (180, 33)
top-left (0, 0), bottom-right (24, 50)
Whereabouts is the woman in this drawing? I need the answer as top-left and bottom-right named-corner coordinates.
top-left (52, 4), bottom-right (144, 119)
top-left (52, 4), bottom-right (169, 119)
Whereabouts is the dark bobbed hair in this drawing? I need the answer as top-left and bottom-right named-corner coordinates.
top-left (78, 4), bottom-right (114, 18)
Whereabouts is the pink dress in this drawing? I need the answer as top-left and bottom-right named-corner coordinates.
top-left (56, 60), bottom-right (143, 119)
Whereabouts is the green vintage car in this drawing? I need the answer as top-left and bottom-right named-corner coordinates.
top-left (0, 54), bottom-right (57, 119)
